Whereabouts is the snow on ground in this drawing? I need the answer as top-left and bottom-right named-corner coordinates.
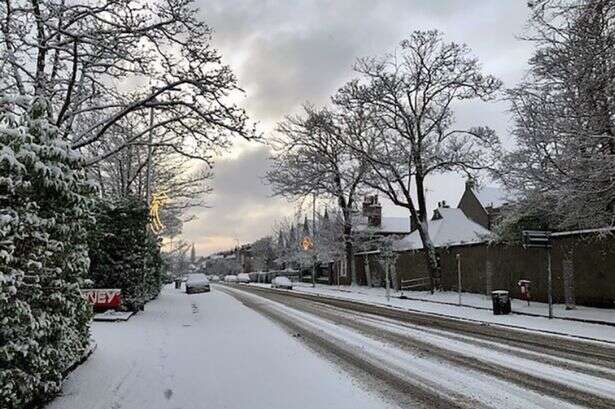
top-left (224, 285), bottom-right (615, 409)
top-left (47, 285), bottom-right (397, 409)
top-left (250, 282), bottom-right (615, 343)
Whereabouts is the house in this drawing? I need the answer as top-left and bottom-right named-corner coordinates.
top-left (394, 205), bottom-right (493, 251)
top-left (457, 180), bottom-right (515, 230)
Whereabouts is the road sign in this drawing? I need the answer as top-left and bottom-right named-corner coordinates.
top-left (301, 236), bottom-right (314, 251)
top-left (522, 230), bottom-right (552, 248)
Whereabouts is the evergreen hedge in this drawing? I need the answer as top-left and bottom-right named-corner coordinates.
top-left (87, 198), bottom-right (163, 311)
top-left (0, 98), bottom-right (94, 408)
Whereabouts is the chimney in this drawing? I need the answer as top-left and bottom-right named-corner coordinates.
top-left (465, 178), bottom-right (475, 192)
top-left (362, 194), bottom-right (376, 216)
top-left (362, 194), bottom-right (382, 227)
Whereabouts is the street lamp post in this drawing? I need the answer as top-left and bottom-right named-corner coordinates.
top-left (312, 193), bottom-right (317, 288)
top-left (145, 95), bottom-right (155, 204)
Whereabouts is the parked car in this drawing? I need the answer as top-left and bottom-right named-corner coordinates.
top-left (271, 276), bottom-right (293, 290)
top-left (185, 273), bottom-right (210, 294)
top-left (224, 275), bottom-right (238, 283)
top-left (209, 275), bottom-right (220, 282)
top-left (237, 273), bottom-right (251, 283)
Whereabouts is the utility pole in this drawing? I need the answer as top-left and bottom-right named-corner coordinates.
top-left (312, 192), bottom-right (317, 288)
top-left (142, 102), bottom-right (155, 310)
top-left (547, 246), bottom-right (553, 319)
top-left (145, 104), bottom-right (154, 204)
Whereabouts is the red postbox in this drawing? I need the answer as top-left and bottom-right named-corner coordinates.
top-left (518, 280), bottom-right (531, 305)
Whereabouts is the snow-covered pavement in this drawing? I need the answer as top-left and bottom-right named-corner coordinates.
top-left (47, 285), bottom-right (396, 409)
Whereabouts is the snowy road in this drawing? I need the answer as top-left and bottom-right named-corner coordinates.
top-left (48, 284), bottom-right (615, 409)
top-left (47, 285), bottom-right (396, 409)
top-left (220, 284), bottom-right (615, 409)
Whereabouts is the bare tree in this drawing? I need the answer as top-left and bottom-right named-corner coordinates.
top-left (90, 114), bottom-right (214, 237)
top-left (314, 209), bottom-right (345, 270)
top-left (0, 0), bottom-right (256, 166)
top-left (271, 217), bottom-right (304, 270)
top-left (502, 0), bottom-right (615, 229)
top-left (266, 104), bottom-right (371, 284)
top-left (251, 236), bottom-right (276, 272)
top-left (338, 30), bottom-right (502, 290)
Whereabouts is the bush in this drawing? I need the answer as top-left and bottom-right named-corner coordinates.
top-left (87, 197), bottom-right (163, 311)
top-left (0, 97), bottom-right (94, 408)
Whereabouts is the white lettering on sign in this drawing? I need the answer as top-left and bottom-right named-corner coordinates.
top-left (81, 289), bottom-right (121, 307)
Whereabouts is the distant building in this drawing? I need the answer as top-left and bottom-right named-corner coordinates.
top-left (457, 180), bottom-right (515, 231)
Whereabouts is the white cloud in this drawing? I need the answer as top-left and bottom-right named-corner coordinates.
top-left (184, 1), bottom-right (534, 256)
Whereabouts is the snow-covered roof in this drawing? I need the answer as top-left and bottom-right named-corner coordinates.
top-left (380, 217), bottom-right (411, 233)
top-left (355, 216), bottom-right (411, 234)
top-left (394, 207), bottom-right (493, 251)
top-left (473, 186), bottom-right (514, 209)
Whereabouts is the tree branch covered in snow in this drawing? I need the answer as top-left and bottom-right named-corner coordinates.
top-left (0, 0), bottom-right (257, 166)
top-left (501, 0), bottom-right (615, 230)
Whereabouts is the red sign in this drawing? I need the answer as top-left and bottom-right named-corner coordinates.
top-left (82, 289), bottom-right (122, 310)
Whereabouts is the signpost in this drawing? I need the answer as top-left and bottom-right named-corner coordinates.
top-left (522, 230), bottom-right (553, 319)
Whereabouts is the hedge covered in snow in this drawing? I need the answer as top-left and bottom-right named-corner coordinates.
top-left (0, 98), bottom-right (95, 408)
top-left (87, 198), bottom-right (163, 311)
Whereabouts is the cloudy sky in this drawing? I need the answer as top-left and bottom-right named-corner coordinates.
top-left (182, 0), bottom-right (535, 257)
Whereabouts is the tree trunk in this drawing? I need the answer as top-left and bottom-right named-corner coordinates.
top-left (342, 215), bottom-right (357, 285)
top-left (414, 174), bottom-right (442, 292)
top-left (345, 236), bottom-right (356, 285)
top-left (414, 218), bottom-right (441, 293)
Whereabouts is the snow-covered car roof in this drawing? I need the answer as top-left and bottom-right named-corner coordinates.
top-left (187, 273), bottom-right (209, 284)
top-left (273, 276), bottom-right (292, 284)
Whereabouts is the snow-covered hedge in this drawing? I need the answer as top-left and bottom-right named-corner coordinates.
top-left (0, 97), bottom-right (95, 408)
top-left (87, 198), bottom-right (163, 311)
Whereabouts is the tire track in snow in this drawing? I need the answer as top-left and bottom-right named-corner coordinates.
top-left (238, 285), bottom-right (615, 365)
top-left (218, 286), bottom-right (473, 409)
top-left (221, 284), bottom-right (615, 409)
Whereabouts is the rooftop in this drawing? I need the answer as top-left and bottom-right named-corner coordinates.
top-left (394, 207), bottom-right (493, 251)
top-left (473, 186), bottom-right (515, 209)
